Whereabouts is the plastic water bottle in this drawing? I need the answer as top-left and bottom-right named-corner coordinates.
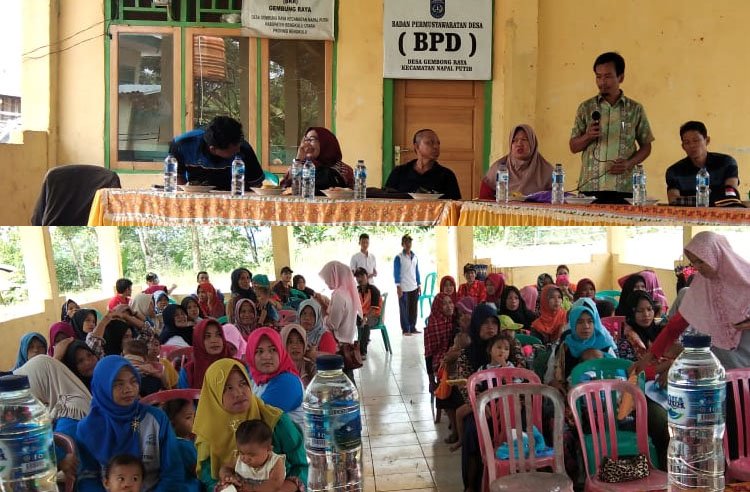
top-left (304, 355), bottom-right (362, 492)
top-left (551, 163), bottom-right (565, 204)
top-left (302, 158), bottom-right (316, 200)
top-left (0, 375), bottom-right (57, 491)
top-left (163, 154), bottom-right (178, 193)
top-left (231, 155), bottom-right (245, 197)
top-left (631, 163), bottom-right (646, 205)
top-left (696, 167), bottom-right (710, 207)
top-left (354, 160), bottom-right (367, 200)
top-left (667, 334), bottom-right (725, 491)
top-left (291, 159), bottom-right (303, 196)
top-left (495, 162), bottom-right (509, 204)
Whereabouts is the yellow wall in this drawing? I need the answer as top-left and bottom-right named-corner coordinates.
top-left (0, 132), bottom-right (49, 225)
top-left (6, 1), bottom-right (750, 214)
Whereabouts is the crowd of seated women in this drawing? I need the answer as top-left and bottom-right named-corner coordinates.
top-left (6, 231), bottom-right (749, 492)
top-left (6, 260), bottom-right (365, 492)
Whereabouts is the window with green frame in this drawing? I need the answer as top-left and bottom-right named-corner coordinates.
top-left (107, 1), bottom-right (333, 171)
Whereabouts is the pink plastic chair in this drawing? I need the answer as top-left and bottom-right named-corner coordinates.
top-left (159, 346), bottom-right (193, 370)
top-left (600, 316), bottom-right (625, 342)
top-left (140, 388), bottom-right (201, 406)
top-left (567, 380), bottom-right (667, 491)
top-left (53, 432), bottom-right (76, 492)
top-left (725, 368), bottom-right (750, 481)
top-left (277, 309), bottom-right (297, 326)
top-left (477, 384), bottom-right (573, 492)
top-left (468, 368), bottom-right (544, 491)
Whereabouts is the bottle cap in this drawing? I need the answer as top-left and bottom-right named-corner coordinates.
top-left (316, 354), bottom-right (344, 370)
top-left (0, 375), bottom-right (30, 392)
top-left (681, 334), bottom-right (711, 348)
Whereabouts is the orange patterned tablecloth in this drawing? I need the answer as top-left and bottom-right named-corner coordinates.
top-left (458, 200), bottom-right (750, 226)
top-left (87, 189), bottom-right (462, 226)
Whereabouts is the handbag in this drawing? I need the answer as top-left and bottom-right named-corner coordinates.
top-left (340, 341), bottom-right (363, 370)
top-left (599, 454), bottom-right (650, 483)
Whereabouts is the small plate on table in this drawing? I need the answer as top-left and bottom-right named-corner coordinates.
top-left (408, 192), bottom-right (443, 200)
top-left (564, 196), bottom-right (596, 205)
top-left (250, 187), bottom-right (284, 196)
top-left (624, 198), bottom-right (660, 206)
top-left (321, 188), bottom-right (355, 199)
top-left (180, 185), bottom-right (215, 193)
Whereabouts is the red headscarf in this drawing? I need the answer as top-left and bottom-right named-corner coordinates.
top-left (197, 282), bottom-right (224, 318)
top-left (424, 293), bottom-right (455, 371)
top-left (245, 327), bottom-right (299, 385)
top-left (485, 273), bottom-right (506, 304)
top-left (48, 322), bottom-right (75, 356)
top-left (307, 127), bottom-right (354, 186)
top-left (184, 318), bottom-right (232, 389)
top-left (439, 275), bottom-right (458, 303)
top-left (531, 285), bottom-right (567, 337)
top-left (574, 278), bottom-right (596, 300)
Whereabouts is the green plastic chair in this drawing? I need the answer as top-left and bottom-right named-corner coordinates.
top-left (595, 290), bottom-right (621, 308)
top-left (569, 358), bottom-right (657, 472)
top-left (263, 171), bottom-right (280, 185)
top-left (216, 315), bottom-right (228, 324)
top-left (515, 333), bottom-right (542, 346)
top-left (370, 293), bottom-right (392, 354)
top-left (418, 272), bottom-right (437, 318)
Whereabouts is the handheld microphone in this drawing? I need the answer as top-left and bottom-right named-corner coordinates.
top-left (592, 110), bottom-right (601, 123)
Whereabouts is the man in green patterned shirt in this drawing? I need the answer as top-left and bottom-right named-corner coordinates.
top-left (569, 52), bottom-right (654, 199)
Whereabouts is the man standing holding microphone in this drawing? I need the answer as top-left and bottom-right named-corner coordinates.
top-left (569, 52), bottom-right (655, 202)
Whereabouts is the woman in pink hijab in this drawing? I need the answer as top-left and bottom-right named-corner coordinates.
top-left (319, 261), bottom-right (363, 346)
top-left (479, 124), bottom-right (554, 199)
top-left (634, 231), bottom-right (750, 372)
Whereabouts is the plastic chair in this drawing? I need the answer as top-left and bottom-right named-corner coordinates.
top-left (140, 388), bottom-right (202, 406)
top-left (600, 316), bottom-right (626, 342)
top-left (568, 380), bottom-right (667, 491)
top-left (515, 334), bottom-right (542, 347)
top-left (418, 272), bottom-right (438, 318)
top-left (477, 384), bottom-right (573, 492)
top-left (53, 432), bottom-right (76, 492)
top-left (277, 309), bottom-right (297, 326)
top-left (370, 293), bottom-right (392, 354)
top-left (596, 290), bottom-right (621, 308)
top-left (725, 368), bottom-right (750, 481)
top-left (569, 358), bottom-right (653, 472)
top-left (216, 315), bottom-right (228, 324)
top-left (263, 170), bottom-right (280, 185)
top-left (160, 346), bottom-right (193, 371)
top-left (468, 368), bottom-right (543, 491)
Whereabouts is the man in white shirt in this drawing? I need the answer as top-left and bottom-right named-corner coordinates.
top-left (350, 233), bottom-right (377, 280)
top-left (393, 234), bottom-right (421, 335)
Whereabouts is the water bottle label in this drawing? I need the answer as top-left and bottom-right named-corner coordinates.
top-left (0, 421), bottom-right (55, 480)
top-left (667, 386), bottom-right (725, 426)
top-left (305, 402), bottom-right (361, 453)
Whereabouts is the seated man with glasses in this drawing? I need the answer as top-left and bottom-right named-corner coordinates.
top-left (169, 116), bottom-right (264, 191)
top-left (281, 127), bottom-right (355, 193)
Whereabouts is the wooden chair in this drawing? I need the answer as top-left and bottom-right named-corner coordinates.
top-left (477, 384), bottom-right (573, 492)
top-left (568, 380), bottom-right (667, 491)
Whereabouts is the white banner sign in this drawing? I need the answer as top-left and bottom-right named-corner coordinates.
top-left (242, 0), bottom-right (335, 40)
top-left (383, 0), bottom-right (492, 80)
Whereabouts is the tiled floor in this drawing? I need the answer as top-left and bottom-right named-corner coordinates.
top-left (354, 319), bottom-right (463, 492)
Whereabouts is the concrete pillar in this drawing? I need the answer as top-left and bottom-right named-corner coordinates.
top-left (96, 227), bottom-right (122, 296)
top-left (19, 227), bottom-right (59, 311)
top-left (435, 226), bottom-right (474, 282)
top-left (271, 226), bottom-right (292, 280)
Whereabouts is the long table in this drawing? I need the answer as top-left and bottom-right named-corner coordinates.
top-left (87, 189), bottom-right (462, 226)
top-left (457, 200), bottom-right (750, 226)
top-left (87, 189), bottom-right (750, 226)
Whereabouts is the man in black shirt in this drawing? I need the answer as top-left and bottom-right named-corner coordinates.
top-left (384, 129), bottom-right (462, 199)
top-left (665, 121), bottom-right (739, 204)
top-left (169, 116), bottom-right (264, 191)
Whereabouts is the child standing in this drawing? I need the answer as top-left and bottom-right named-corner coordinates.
top-left (163, 399), bottom-right (199, 488)
top-left (103, 454), bottom-right (145, 492)
top-left (219, 420), bottom-right (286, 492)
